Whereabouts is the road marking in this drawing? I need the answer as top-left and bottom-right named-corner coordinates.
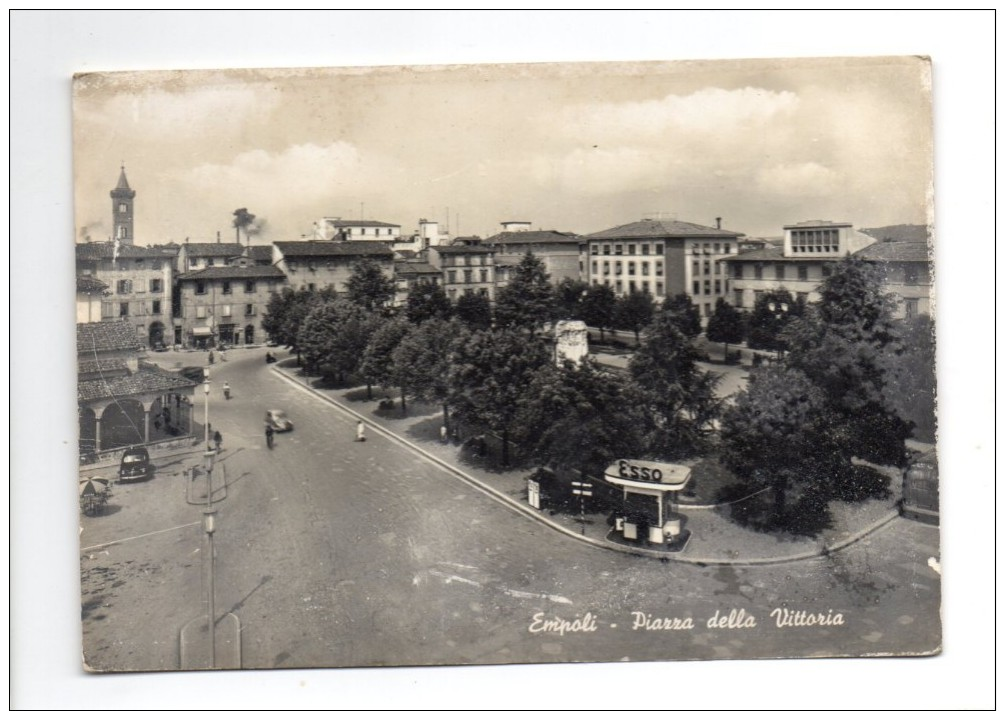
top-left (503, 589), bottom-right (573, 605)
top-left (81, 521), bottom-right (201, 552)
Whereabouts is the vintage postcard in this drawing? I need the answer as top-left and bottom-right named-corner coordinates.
top-left (74, 56), bottom-right (939, 673)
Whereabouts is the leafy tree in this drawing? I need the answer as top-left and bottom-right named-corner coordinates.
top-left (706, 297), bottom-right (746, 360)
top-left (578, 284), bottom-right (617, 342)
top-left (232, 207), bottom-right (255, 245)
top-left (493, 251), bottom-right (556, 333)
top-left (448, 327), bottom-right (550, 466)
top-left (261, 286), bottom-right (335, 363)
top-left (614, 290), bottom-right (655, 345)
top-left (393, 317), bottom-right (468, 426)
top-left (660, 293), bottom-right (703, 339)
top-left (515, 359), bottom-right (646, 475)
top-left (784, 257), bottom-right (911, 467)
top-left (346, 259), bottom-right (395, 312)
top-left (297, 298), bottom-right (372, 385)
top-left (720, 365), bottom-right (838, 522)
top-left (554, 278), bottom-right (588, 320)
top-left (881, 315), bottom-right (937, 443)
top-left (359, 316), bottom-right (411, 405)
top-left (454, 291), bottom-right (493, 330)
top-left (628, 310), bottom-right (721, 459)
top-left (405, 280), bottom-right (453, 324)
top-left (746, 288), bottom-right (799, 353)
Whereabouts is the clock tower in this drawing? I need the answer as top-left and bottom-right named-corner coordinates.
top-left (110, 166), bottom-right (136, 246)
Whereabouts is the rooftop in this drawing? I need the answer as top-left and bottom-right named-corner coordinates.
top-left (783, 220), bottom-right (853, 229)
top-left (394, 262), bottom-right (441, 276)
top-left (584, 218), bottom-right (744, 241)
top-left (430, 245), bottom-right (494, 254)
top-left (720, 246), bottom-right (789, 262)
top-left (323, 219), bottom-right (400, 228)
top-left (245, 245), bottom-right (274, 262)
top-left (76, 242), bottom-right (177, 260)
top-left (78, 358), bottom-right (129, 376)
top-left (860, 224), bottom-right (931, 243)
top-left (857, 240), bottom-right (932, 263)
top-left (78, 368), bottom-right (195, 403)
top-left (483, 230), bottom-right (580, 245)
top-left (76, 275), bottom-right (108, 294)
top-left (77, 320), bottom-right (142, 355)
top-left (181, 242), bottom-right (246, 257)
top-left (178, 265), bottom-right (286, 281)
top-left (274, 241), bottom-right (395, 257)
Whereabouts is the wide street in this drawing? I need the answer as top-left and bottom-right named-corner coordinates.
top-left (79, 348), bottom-right (941, 672)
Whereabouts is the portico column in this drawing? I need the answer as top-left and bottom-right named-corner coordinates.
top-left (143, 401), bottom-right (153, 443)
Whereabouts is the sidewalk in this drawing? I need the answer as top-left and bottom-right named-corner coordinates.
top-left (273, 364), bottom-right (902, 566)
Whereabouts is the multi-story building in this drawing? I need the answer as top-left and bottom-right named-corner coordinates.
top-left (176, 240), bottom-right (245, 274)
top-left (318, 218), bottom-right (401, 242)
top-left (77, 320), bottom-right (195, 457)
top-left (392, 260), bottom-right (443, 307)
top-left (857, 234), bottom-right (933, 320)
top-left (272, 241), bottom-right (395, 294)
top-left (483, 222), bottom-right (581, 285)
top-left (75, 241), bottom-right (178, 348)
top-left (76, 276), bottom-right (108, 324)
top-left (427, 245), bottom-right (496, 302)
top-left (722, 220), bottom-right (876, 310)
top-left (175, 261), bottom-right (287, 348)
top-left (580, 218), bottom-right (744, 317)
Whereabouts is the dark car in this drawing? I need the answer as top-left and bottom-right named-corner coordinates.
top-left (265, 409), bottom-right (294, 432)
top-left (179, 366), bottom-right (206, 384)
top-left (118, 446), bottom-right (152, 482)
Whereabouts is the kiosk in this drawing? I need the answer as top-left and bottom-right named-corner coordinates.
top-left (604, 459), bottom-right (692, 547)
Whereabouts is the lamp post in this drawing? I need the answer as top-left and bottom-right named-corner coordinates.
top-left (203, 505), bottom-right (217, 668)
top-left (766, 300), bottom-right (789, 362)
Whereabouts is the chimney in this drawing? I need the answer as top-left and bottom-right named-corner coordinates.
top-left (715, 217), bottom-right (722, 230)
top-left (216, 231), bottom-right (221, 244)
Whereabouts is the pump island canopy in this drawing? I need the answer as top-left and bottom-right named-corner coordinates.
top-left (604, 459), bottom-right (692, 492)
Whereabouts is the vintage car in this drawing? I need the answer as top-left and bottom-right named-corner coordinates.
top-left (265, 409), bottom-right (294, 432)
top-left (118, 446), bottom-right (152, 482)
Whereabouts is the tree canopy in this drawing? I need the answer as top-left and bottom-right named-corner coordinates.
top-left (706, 297), bottom-right (746, 358)
top-left (346, 259), bottom-right (395, 312)
top-left (454, 291), bottom-right (493, 331)
top-left (578, 284), bottom-right (617, 341)
top-left (614, 290), bottom-right (655, 344)
top-left (661, 293), bottom-right (703, 339)
top-left (297, 297), bottom-right (373, 384)
top-left (359, 315), bottom-right (412, 405)
top-left (405, 281), bottom-right (453, 324)
top-left (493, 252), bottom-right (556, 333)
top-left (393, 317), bottom-right (468, 425)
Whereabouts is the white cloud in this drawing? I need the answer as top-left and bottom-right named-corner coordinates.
top-left (755, 162), bottom-right (839, 197)
top-left (559, 87), bottom-right (800, 143)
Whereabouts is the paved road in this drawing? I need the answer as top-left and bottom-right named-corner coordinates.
top-left (79, 349), bottom-right (941, 671)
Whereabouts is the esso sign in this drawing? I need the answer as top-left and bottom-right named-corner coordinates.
top-left (614, 459), bottom-right (663, 482)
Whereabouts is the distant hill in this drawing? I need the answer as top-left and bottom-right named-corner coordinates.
top-left (861, 224), bottom-right (930, 243)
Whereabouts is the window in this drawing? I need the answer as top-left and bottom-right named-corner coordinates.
top-left (480, 269), bottom-right (488, 282)
top-left (189, 257), bottom-right (198, 268)
top-left (615, 280), bottom-right (623, 293)
top-left (464, 270), bottom-right (472, 284)
top-left (152, 300), bottom-right (162, 315)
top-left (615, 262), bottom-right (623, 276)
top-left (116, 279), bottom-right (132, 294)
top-left (714, 262), bottom-right (721, 275)
top-left (754, 265), bottom-right (763, 279)
top-left (714, 281), bottom-right (722, 294)
top-left (904, 265), bottom-right (920, 285)
top-left (245, 280), bottom-right (255, 293)
top-left (307, 283), bottom-right (316, 292)
top-left (220, 305), bottom-right (232, 317)
top-left (119, 302), bottom-right (129, 317)
top-left (196, 305), bottom-right (207, 319)
top-left (904, 298), bottom-right (919, 320)
top-left (692, 260), bottom-right (700, 275)
top-left (615, 244), bottom-right (623, 256)
top-left (656, 282), bottom-right (664, 296)
top-left (693, 281), bottom-right (700, 295)
top-left (704, 280), bottom-right (711, 296)
top-left (118, 203), bottom-right (127, 213)
top-left (791, 228), bottom-right (840, 254)
top-left (797, 266), bottom-right (808, 281)
top-left (135, 259), bottom-right (144, 268)
top-left (642, 281), bottom-right (650, 293)
top-left (592, 262), bottom-right (598, 275)
top-left (628, 244), bottom-right (636, 256)
top-left (195, 281), bottom-right (206, 295)
top-left (822, 265), bottom-right (833, 278)
top-left (642, 244), bottom-right (650, 256)
top-left (245, 304), bottom-right (256, 317)
top-left (775, 265), bottom-right (785, 280)
top-left (627, 262), bottom-right (636, 276)
top-left (150, 278), bottom-right (163, 293)
top-left (591, 244), bottom-right (598, 255)
top-left (656, 244), bottom-right (664, 255)
top-left (641, 262), bottom-right (649, 276)
top-left (222, 281), bottom-right (232, 295)
top-left (714, 243), bottom-right (721, 253)
top-left (734, 289), bottom-right (744, 307)
top-left (703, 262), bottom-right (711, 276)
top-left (101, 302), bottom-right (114, 319)
top-left (655, 262), bottom-right (663, 277)
top-left (704, 303), bottom-right (712, 316)
top-left (448, 272), bottom-right (457, 284)
top-left (724, 244), bottom-right (732, 254)
top-left (603, 262), bottom-right (610, 276)
top-left (732, 264), bottom-right (744, 279)
top-left (603, 244), bottom-right (611, 255)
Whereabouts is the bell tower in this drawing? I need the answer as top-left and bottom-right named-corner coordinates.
top-left (110, 165), bottom-right (136, 246)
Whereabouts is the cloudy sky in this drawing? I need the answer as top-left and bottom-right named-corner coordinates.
top-left (73, 56), bottom-right (931, 245)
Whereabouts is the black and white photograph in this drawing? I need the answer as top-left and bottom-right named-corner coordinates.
top-left (12, 11), bottom-right (996, 710)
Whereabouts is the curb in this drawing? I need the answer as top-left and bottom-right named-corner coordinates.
top-left (270, 364), bottom-right (901, 567)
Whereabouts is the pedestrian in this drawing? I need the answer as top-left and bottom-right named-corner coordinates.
top-left (213, 430), bottom-right (223, 451)
top-left (223, 381), bottom-right (231, 400)
top-left (355, 420), bottom-right (366, 442)
top-left (265, 424), bottom-right (274, 450)
top-left (208, 350), bottom-right (215, 365)
top-left (439, 424), bottom-right (448, 444)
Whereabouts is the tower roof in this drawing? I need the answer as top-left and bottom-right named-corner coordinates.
top-left (111, 166), bottom-right (136, 197)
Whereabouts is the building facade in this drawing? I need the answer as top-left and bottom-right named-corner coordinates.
top-left (857, 239), bottom-right (933, 320)
top-left (176, 263), bottom-right (287, 348)
top-left (722, 220), bottom-right (876, 310)
top-left (427, 245), bottom-right (497, 302)
top-left (580, 218), bottom-right (743, 317)
top-left (318, 218), bottom-right (401, 241)
top-left (76, 276), bottom-right (108, 324)
top-left (483, 223), bottom-right (581, 285)
top-left (392, 260), bottom-right (443, 307)
top-left (272, 241), bottom-right (395, 294)
top-left (176, 241), bottom-right (246, 274)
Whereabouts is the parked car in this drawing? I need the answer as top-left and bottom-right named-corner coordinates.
top-left (118, 446), bottom-right (152, 482)
top-left (265, 409), bottom-right (294, 432)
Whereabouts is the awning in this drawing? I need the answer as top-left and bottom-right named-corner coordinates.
top-left (192, 327), bottom-right (213, 336)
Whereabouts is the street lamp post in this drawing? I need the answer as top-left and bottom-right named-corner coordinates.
top-left (767, 300), bottom-right (789, 362)
top-left (203, 506), bottom-right (217, 668)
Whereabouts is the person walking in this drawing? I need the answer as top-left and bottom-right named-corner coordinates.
top-left (265, 424), bottom-right (274, 450)
top-left (439, 424), bottom-right (448, 444)
top-left (223, 381), bottom-right (231, 400)
top-left (213, 430), bottom-right (223, 451)
top-left (355, 420), bottom-right (366, 442)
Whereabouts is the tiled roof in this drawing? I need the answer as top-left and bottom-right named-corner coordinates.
top-left (721, 246), bottom-right (789, 262)
top-left (178, 265), bottom-right (286, 281)
top-left (245, 245), bottom-right (274, 262)
top-left (857, 241), bottom-right (931, 263)
top-left (394, 262), bottom-right (441, 275)
top-left (323, 219), bottom-right (400, 228)
top-left (860, 224), bottom-right (931, 243)
top-left (483, 230), bottom-right (580, 245)
top-left (584, 219), bottom-right (744, 240)
top-left (275, 241), bottom-right (395, 257)
top-left (493, 254), bottom-right (524, 266)
top-left (76, 275), bottom-right (108, 293)
top-left (430, 245), bottom-right (494, 254)
top-left (77, 321), bottom-right (142, 355)
top-left (182, 243), bottom-right (246, 257)
top-left (78, 368), bottom-right (195, 402)
top-left (78, 358), bottom-right (128, 376)
top-left (76, 242), bottom-right (175, 260)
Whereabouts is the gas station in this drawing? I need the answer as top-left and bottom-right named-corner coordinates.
top-left (604, 459), bottom-right (692, 550)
